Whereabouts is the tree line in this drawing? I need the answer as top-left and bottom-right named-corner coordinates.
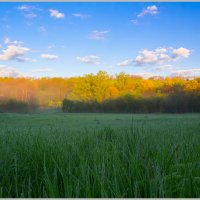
top-left (0, 71), bottom-right (200, 113)
top-left (0, 99), bottom-right (37, 113)
top-left (63, 92), bottom-right (200, 113)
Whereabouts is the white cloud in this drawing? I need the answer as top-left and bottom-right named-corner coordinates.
top-left (17, 5), bottom-right (34, 11)
top-left (118, 47), bottom-right (191, 67)
top-left (154, 65), bottom-right (173, 71)
top-left (171, 68), bottom-right (200, 77)
top-left (135, 49), bottom-right (159, 65)
top-left (159, 53), bottom-right (171, 61)
top-left (131, 5), bottom-right (159, 25)
top-left (135, 47), bottom-right (191, 65)
top-left (15, 57), bottom-right (36, 62)
top-left (117, 59), bottom-right (134, 67)
top-left (0, 45), bottom-right (30, 61)
top-left (49, 9), bottom-right (65, 19)
top-left (40, 54), bottom-right (59, 60)
top-left (17, 4), bottom-right (41, 12)
top-left (32, 68), bottom-right (54, 73)
top-left (90, 30), bottom-right (110, 40)
top-left (25, 13), bottom-right (37, 19)
top-left (133, 72), bottom-right (154, 79)
top-left (155, 47), bottom-right (167, 53)
top-left (17, 5), bottom-right (40, 20)
top-left (0, 65), bottom-right (23, 77)
top-left (3, 37), bottom-right (23, 46)
top-left (172, 47), bottom-right (191, 58)
top-left (76, 55), bottom-right (100, 65)
top-left (72, 13), bottom-right (90, 19)
top-left (138, 5), bottom-right (158, 17)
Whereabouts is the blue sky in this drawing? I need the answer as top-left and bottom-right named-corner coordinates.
top-left (0, 2), bottom-right (200, 78)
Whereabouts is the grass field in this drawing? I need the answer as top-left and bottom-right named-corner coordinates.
top-left (0, 112), bottom-right (200, 197)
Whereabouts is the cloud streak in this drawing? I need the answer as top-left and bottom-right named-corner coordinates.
top-left (131, 5), bottom-right (159, 25)
top-left (90, 30), bottom-right (110, 40)
top-left (4, 37), bottom-right (23, 46)
top-left (137, 5), bottom-right (158, 17)
top-left (171, 68), bottom-right (200, 77)
top-left (40, 54), bottom-right (59, 60)
top-left (0, 65), bottom-right (22, 77)
top-left (133, 72), bottom-right (154, 79)
top-left (76, 55), bottom-right (100, 65)
top-left (32, 68), bottom-right (54, 73)
top-left (17, 5), bottom-right (36, 11)
top-left (17, 4), bottom-right (40, 19)
top-left (25, 13), bottom-right (37, 19)
top-left (72, 13), bottom-right (90, 19)
top-left (117, 59), bottom-right (134, 67)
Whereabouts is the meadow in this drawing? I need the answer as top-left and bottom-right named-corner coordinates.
top-left (0, 112), bottom-right (200, 197)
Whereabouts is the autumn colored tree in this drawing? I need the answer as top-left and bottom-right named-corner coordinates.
top-left (0, 71), bottom-right (200, 113)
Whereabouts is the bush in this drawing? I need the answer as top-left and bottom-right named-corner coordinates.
top-left (0, 99), bottom-right (38, 113)
top-left (62, 92), bottom-right (200, 113)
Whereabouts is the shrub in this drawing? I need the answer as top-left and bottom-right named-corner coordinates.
top-left (62, 92), bottom-right (200, 113)
top-left (0, 99), bottom-right (38, 113)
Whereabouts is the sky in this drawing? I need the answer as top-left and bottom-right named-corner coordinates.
top-left (0, 2), bottom-right (200, 78)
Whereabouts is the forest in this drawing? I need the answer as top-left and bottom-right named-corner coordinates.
top-left (0, 71), bottom-right (200, 113)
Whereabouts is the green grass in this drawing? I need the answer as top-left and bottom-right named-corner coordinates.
top-left (0, 112), bottom-right (200, 197)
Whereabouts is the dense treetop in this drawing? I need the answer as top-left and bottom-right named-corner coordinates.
top-left (0, 71), bottom-right (200, 112)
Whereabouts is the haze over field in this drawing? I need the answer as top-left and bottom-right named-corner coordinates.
top-left (0, 2), bottom-right (200, 78)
